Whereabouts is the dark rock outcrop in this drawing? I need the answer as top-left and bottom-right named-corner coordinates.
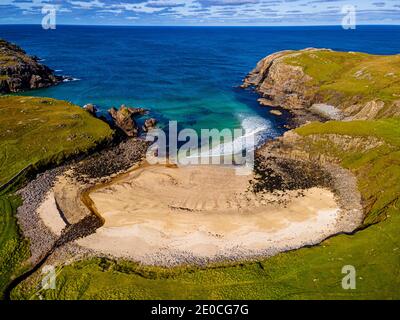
top-left (83, 103), bottom-right (97, 116)
top-left (0, 39), bottom-right (64, 93)
top-left (242, 49), bottom-right (314, 111)
top-left (242, 48), bottom-right (400, 122)
top-left (72, 138), bottom-right (150, 183)
top-left (108, 105), bottom-right (147, 137)
top-left (142, 118), bottom-right (157, 132)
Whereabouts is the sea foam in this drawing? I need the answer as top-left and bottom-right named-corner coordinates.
top-left (191, 114), bottom-right (277, 158)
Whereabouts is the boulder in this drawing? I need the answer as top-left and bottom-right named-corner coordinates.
top-left (108, 105), bottom-right (139, 137)
top-left (142, 118), bottom-right (157, 132)
top-left (258, 98), bottom-right (278, 107)
top-left (120, 104), bottom-right (148, 116)
top-left (83, 103), bottom-right (97, 116)
top-left (270, 109), bottom-right (282, 116)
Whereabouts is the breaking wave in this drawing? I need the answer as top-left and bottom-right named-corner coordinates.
top-left (188, 114), bottom-right (278, 158)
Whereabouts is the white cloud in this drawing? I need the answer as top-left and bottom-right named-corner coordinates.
top-left (68, 0), bottom-right (105, 10)
top-left (112, 3), bottom-right (164, 13)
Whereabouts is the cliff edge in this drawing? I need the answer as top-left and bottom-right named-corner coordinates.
top-left (0, 39), bottom-right (64, 93)
top-left (243, 48), bottom-right (400, 122)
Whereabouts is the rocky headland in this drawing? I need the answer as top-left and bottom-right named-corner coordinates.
top-left (0, 39), bottom-right (68, 93)
top-left (242, 48), bottom-right (400, 125)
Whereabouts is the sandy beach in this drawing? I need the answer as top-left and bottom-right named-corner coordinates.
top-left (33, 163), bottom-right (354, 265)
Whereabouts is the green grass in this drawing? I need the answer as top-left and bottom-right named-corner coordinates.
top-left (0, 194), bottom-right (30, 299)
top-left (283, 50), bottom-right (400, 115)
top-left (11, 118), bottom-right (400, 300)
top-left (0, 96), bottom-right (114, 187)
top-left (0, 95), bottom-right (114, 299)
top-left (296, 118), bottom-right (400, 146)
top-left (11, 208), bottom-right (400, 300)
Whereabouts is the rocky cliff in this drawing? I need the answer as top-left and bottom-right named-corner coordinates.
top-left (243, 48), bottom-right (400, 122)
top-left (0, 39), bottom-right (64, 93)
top-left (108, 105), bottom-right (150, 137)
top-left (247, 49), bottom-right (400, 228)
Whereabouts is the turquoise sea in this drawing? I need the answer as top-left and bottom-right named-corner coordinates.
top-left (1, 25), bottom-right (400, 145)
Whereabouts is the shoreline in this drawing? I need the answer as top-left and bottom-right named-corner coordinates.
top-left (26, 148), bottom-right (363, 267)
top-left (12, 97), bottom-right (365, 269)
top-left (14, 139), bottom-right (150, 265)
top-left (74, 165), bottom-right (341, 265)
top-left (9, 48), bottom-right (372, 271)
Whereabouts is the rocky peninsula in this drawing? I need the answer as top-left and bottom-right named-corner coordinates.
top-left (243, 48), bottom-right (400, 125)
top-left (0, 39), bottom-right (66, 93)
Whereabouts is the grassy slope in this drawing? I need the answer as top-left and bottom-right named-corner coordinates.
top-left (0, 96), bottom-right (113, 298)
top-left (296, 118), bottom-right (400, 225)
top-left (0, 96), bottom-right (114, 186)
top-left (13, 118), bottom-right (400, 300)
top-left (283, 50), bottom-right (400, 115)
top-left (0, 194), bottom-right (29, 299)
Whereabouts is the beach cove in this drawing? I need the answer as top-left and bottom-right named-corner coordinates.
top-left (1, 25), bottom-right (400, 299)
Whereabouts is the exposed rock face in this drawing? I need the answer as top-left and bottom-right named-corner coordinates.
top-left (243, 49), bottom-right (327, 125)
top-left (262, 130), bottom-right (384, 166)
top-left (108, 105), bottom-right (147, 137)
top-left (0, 39), bottom-right (64, 93)
top-left (243, 48), bottom-right (400, 121)
top-left (309, 103), bottom-right (343, 120)
top-left (83, 103), bottom-right (97, 116)
top-left (255, 131), bottom-right (364, 234)
top-left (243, 49), bottom-right (315, 111)
top-left (120, 104), bottom-right (147, 117)
top-left (142, 118), bottom-right (157, 132)
top-left (257, 98), bottom-right (278, 107)
top-left (346, 100), bottom-right (385, 120)
top-left (269, 109), bottom-right (282, 116)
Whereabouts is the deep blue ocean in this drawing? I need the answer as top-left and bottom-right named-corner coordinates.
top-left (1, 25), bottom-right (400, 143)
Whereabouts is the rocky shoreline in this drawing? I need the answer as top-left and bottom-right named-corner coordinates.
top-left (15, 137), bottom-right (149, 268)
top-left (13, 100), bottom-right (365, 271)
top-left (0, 39), bottom-right (70, 93)
top-left (241, 48), bottom-right (400, 125)
top-left (9, 47), bottom-right (372, 274)
top-left (13, 117), bottom-right (365, 268)
top-left (241, 49), bottom-right (324, 127)
top-left (256, 131), bottom-right (364, 232)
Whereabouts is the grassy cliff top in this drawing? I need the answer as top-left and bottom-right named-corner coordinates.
top-left (283, 49), bottom-right (400, 106)
top-left (0, 95), bottom-right (113, 297)
top-left (0, 96), bottom-right (114, 187)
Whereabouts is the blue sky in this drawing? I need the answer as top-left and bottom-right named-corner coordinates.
top-left (0, 0), bottom-right (399, 26)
